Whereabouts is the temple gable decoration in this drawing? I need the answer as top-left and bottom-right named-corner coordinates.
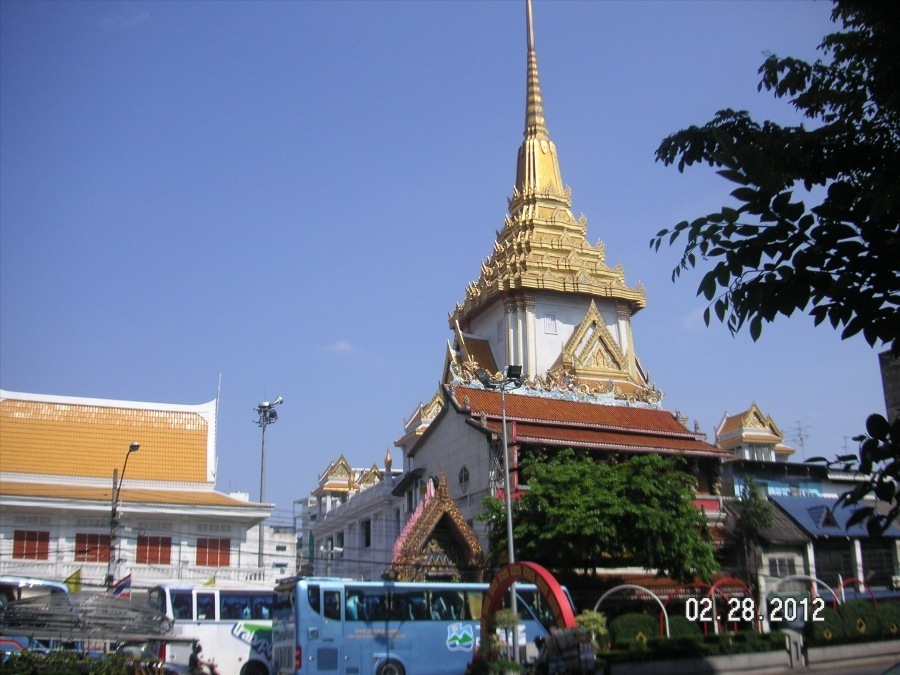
top-left (558, 299), bottom-right (628, 378)
top-left (388, 472), bottom-right (484, 582)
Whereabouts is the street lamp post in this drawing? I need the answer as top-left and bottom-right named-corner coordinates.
top-left (106, 441), bottom-right (140, 590)
top-left (476, 365), bottom-right (524, 645)
top-left (255, 396), bottom-right (282, 571)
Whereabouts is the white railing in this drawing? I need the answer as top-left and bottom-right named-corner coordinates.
top-left (0, 559), bottom-right (277, 590)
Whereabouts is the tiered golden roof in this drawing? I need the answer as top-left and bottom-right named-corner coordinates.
top-left (451, 0), bottom-right (645, 327)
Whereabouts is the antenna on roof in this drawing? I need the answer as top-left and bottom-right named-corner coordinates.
top-left (791, 417), bottom-right (811, 459)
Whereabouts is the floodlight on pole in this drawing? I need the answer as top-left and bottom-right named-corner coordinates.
top-left (255, 396), bottom-right (283, 571)
top-left (476, 365), bottom-right (524, 641)
top-left (106, 441), bottom-right (140, 590)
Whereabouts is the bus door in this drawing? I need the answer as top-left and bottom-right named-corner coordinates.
top-left (304, 582), bottom-right (344, 674)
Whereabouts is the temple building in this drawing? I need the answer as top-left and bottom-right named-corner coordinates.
top-left (306, 0), bottom-right (729, 581)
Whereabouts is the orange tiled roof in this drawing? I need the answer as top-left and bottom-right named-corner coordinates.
top-left (448, 385), bottom-right (726, 457)
top-left (492, 422), bottom-right (723, 457)
top-left (0, 393), bottom-right (212, 482)
top-left (0, 481), bottom-right (257, 508)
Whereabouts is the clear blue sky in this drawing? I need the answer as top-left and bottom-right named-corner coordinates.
top-left (1, 0), bottom-right (885, 522)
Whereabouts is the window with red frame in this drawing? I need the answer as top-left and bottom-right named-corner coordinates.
top-left (137, 536), bottom-right (172, 565)
top-left (196, 538), bottom-right (230, 567)
top-left (13, 530), bottom-right (50, 560)
top-left (75, 533), bottom-right (110, 562)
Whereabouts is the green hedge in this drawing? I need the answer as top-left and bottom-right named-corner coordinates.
top-left (804, 606), bottom-right (844, 643)
top-left (609, 613), bottom-right (658, 648)
top-left (804, 600), bottom-right (900, 644)
top-left (879, 603), bottom-right (900, 639)
top-left (840, 599), bottom-right (882, 639)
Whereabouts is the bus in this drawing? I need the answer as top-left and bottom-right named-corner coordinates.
top-left (147, 584), bottom-right (274, 675)
top-left (272, 577), bottom-right (566, 675)
top-left (0, 576), bottom-right (69, 607)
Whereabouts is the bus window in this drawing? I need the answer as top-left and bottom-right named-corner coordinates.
top-left (390, 590), bottom-right (428, 621)
top-left (197, 592), bottom-right (216, 621)
top-left (172, 591), bottom-right (192, 620)
top-left (252, 593), bottom-right (272, 619)
top-left (345, 591), bottom-right (365, 621)
top-left (307, 585), bottom-right (320, 614)
top-left (148, 588), bottom-right (166, 615)
top-left (430, 591), bottom-right (465, 621)
top-left (323, 590), bottom-right (341, 621)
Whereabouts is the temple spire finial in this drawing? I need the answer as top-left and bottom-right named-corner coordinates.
top-left (524, 0), bottom-right (547, 140)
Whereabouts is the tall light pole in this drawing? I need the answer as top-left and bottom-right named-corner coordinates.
top-left (476, 365), bottom-right (524, 640)
top-left (255, 396), bottom-right (282, 571)
top-left (106, 441), bottom-right (140, 590)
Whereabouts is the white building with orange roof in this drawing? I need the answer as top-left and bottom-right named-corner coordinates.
top-left (0, 389), bottom-right (282, 593)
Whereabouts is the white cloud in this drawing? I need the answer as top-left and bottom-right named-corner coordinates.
top-left (325, 340), bottom-right (357, 354)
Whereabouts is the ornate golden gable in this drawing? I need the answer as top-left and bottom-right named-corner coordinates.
top-left (357, 464), bottom-right (383, 487)
top-left (388, 473), bottom-right (484, 582)
top-left (313, 455), bottom-right (359, 496)
top-left (560, 299), bottom-right (627, 375)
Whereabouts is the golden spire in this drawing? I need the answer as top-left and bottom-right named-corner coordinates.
top-left (450, 0), bottom-right (646, 329)
top-left (514, 0), bottom-right (566, 208)
top-left (524, 0), bottom-right (547, 140)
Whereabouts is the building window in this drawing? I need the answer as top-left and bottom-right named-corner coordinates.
top-left (13, 530), bottom-right (50, 560)
top-left (362, 520), bottom-right (372, 548)
top-left (459, 466), bottom-right (470, 493)
top-left (768, 558), bottom-right (796, 578)
top-left (75, 533), bottom-right (110, 563)
top-left (137, 536), bottom-right (172, 565)
top-left (196, 538), bottom-right (230, 567)
top-left (544, 314), bottom-right (558, 334)
top-left (335, 533), bottom-right (344, 559)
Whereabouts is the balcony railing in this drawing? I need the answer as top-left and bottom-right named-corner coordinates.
top-left (0, 559), bottom-right (283, 591)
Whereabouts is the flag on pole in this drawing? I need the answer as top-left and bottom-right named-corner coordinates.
top-left (204, 575), bottom-right (216, 586)
top-left (111, 574), bottom-right (131, 599)
top-left (64, 568), bottom-right (82, 594)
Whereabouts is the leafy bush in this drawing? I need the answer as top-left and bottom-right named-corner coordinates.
top-left (839, 599), bottom-right (881, 639)
top-left (576, 609), bottom-right (609, 651)
top-left (610, 613), bottom-right (657, 647)
top-left (878, 603), bottom-right (900, 638)
top-left (804, 606), bottom-right (844, 643)
top-left (666, 615), bottom-right (703, 639)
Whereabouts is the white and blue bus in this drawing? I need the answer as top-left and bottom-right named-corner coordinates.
top-left (272, 577), bottom-right (564, 675)
top-left (148, 584), bottom-right (274, 675)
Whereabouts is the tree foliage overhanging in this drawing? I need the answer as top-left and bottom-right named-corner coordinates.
top-left (651, 0), bottom-right (899, 534)
top-left (651, 0), bottom-right (899, 354)
top-left (481, 451), bottom-right (718, 583)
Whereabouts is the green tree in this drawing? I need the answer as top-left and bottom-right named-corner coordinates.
top-left (651, 1), bottom-right (899, 353)
top-left (650, 0), bottom-right (899, 533)
top-left (482, 450), bottom-right (717, 582)
top-left (733, 476), bottom-right (775, 591)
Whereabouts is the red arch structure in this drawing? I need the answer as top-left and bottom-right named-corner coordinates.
top-left (480, 562), bottom-right (576, 655)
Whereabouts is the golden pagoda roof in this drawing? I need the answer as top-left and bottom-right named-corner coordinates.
top-left (451, 0), bottom-right (645, 326)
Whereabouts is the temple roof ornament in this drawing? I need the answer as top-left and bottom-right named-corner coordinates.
top-left (388, 472), bottom-right (484, 582)
top-left (450, 0), bottom-right (645, 327)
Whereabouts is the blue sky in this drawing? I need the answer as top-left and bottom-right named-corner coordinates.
top-left (1, 0), bottom-right (886, 521)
